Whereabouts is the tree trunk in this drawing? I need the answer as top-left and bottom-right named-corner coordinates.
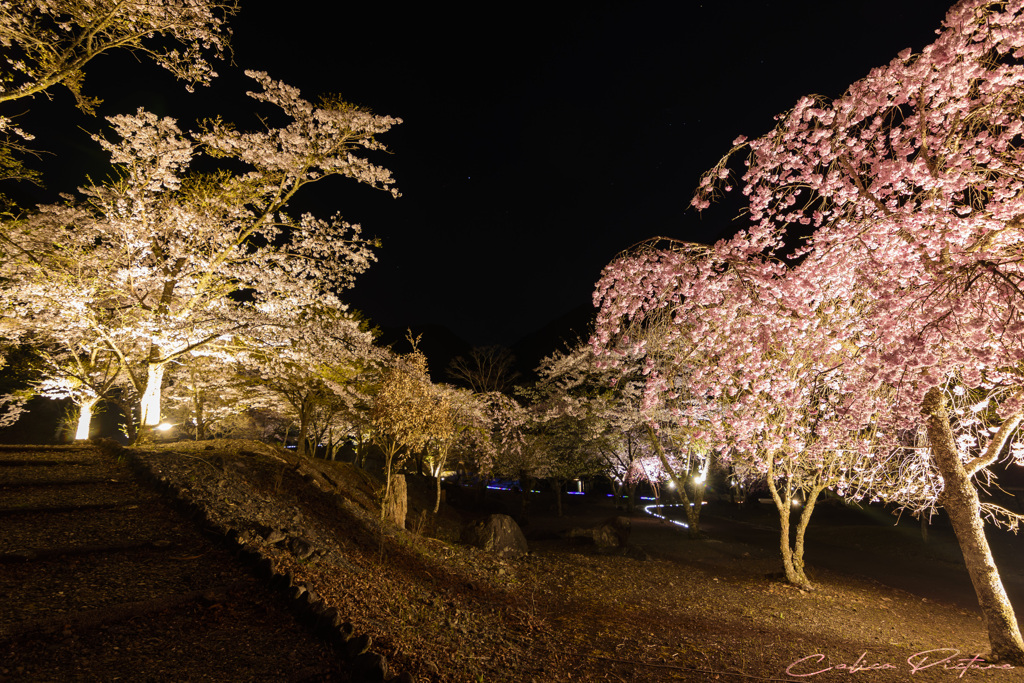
top-left (684, 480), bottom-right (707, 534)
top-left (191, 382), bottom-right (206, 440)
top-left (519, 471), bottom-right (532, 521)
top-left (296, 411), bottom-right (307, 458)
top-left (608, 477), bottom-right (624, 509)
top-left (380, 445), bottom-right (397, 522)
top-left (768, 470), bottom-right (815, 591)
top-left (433, 471), bottom-right (444, 514)
top-left (74, 398), bottom-right (98, 441)
top-left (923, 387), bottom-right (1024, 664)
top-left (553, 479), bottom-right (564, 517)
top-left (646, 425), bottom-right (701, 537)
top-left (139, 362), bottom-right (165, 428)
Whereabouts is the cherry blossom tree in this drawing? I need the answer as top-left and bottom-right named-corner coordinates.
top-left (0, 0), bottom-right (235, 105)
top-left (668, 0), bottom-right (1024, 660)
top-left (470, 391), bottom-right (550, 518)
top-left (160, 352), bottom-right (254, 441)
top-left (236, 307), bottom-right (377, 460)
top-left (4, 71), bottom-right (399, 437)
top-left (584, 300), bottom-right (717, 537)
top-left (34, 342), bottom-right (124, 440)
top-left (0, 1), bottom-right (236, 184)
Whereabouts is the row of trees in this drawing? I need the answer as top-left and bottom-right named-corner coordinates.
top-left (0, 2), bottom-right (722, 528)
top-left (0, 2), bottom-right (607, 527)
top-left (590, 0), bottom-right (1024, 664)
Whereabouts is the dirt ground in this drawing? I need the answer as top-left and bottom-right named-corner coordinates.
top-left (7, 440), bottom-right (1024, 682)
top-left (126, 441), bottom-right (1024, 682)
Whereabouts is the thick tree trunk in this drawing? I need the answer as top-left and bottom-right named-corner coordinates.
top-left (923, 387), bottom-right (1024, 664)
top-left (139, 363), bottom-right (165, 428)
top-left (684, 480), bottom-right (707, 533)
top-left (74, 398), bottom-right (98, 441)
top-left (768, 472), bottom-right (815, 591)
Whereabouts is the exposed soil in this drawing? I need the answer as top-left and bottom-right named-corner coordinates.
top-left (0, 444), bottom-right (342, 682)
top-left (5, 440), bottom-right (1024, 682)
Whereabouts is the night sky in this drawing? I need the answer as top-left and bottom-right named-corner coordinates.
top-left (17, 1), bottom-right (954, 349)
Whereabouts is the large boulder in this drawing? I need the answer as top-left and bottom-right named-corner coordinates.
top-left (461, 514), bottom-right (528, 558)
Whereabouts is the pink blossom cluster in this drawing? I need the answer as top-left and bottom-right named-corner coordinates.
top-left (592, 0), bottom-right (1024, 513)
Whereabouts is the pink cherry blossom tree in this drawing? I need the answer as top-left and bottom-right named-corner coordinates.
top-left (537, 340), bottom-right (713, 533)
top-left (679, 0), bottom-right (1024, 660)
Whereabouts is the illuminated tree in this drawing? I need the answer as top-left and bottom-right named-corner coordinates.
top-left (237, 308), bottom-right (376, 460)
top-left (0, 0), bottom-right (236, 183)
top-left (677, 0), bottom-right (1024, 659)
top-left (423, 384), bottom-right (487, 513)
top-left (574, 312), bottom-right (713, 537)
top-left (594, 242), bottom-right (885, 586)
top-left (371, 349), bottom-right (436, 522)
top-left (34, 343), bottom-right (123, 440)
top-left (160, 352), bottom-right (252, 440)
top-left (4, 71), bottom-right (398, 436)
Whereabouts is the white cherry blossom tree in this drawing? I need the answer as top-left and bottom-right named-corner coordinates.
top-left (4, 71), bottom-right (399, 437)
top-left (0, 0), bottom-right (236, 184)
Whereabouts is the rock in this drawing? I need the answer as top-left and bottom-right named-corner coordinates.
top-left (383, 475), bottom-right (408, 528)
top-left (265, 529), bottom-right (287, 545)
top-left (565, 516), bottom-right (631, 550)
top-left (460, 514), bottom-right (528, 558)
top-left (320, 606), bottom-right (343, 631)
top-left (622, 543), bottom-right (650, 561)
top-left (288, 535), bottom-right (315, 560)
top-left (593, 516), bottom-right (631, 549)
top-left (352, 652), bottom-right (388, 682)
top-left (345, 633), bottom-right (372, 658)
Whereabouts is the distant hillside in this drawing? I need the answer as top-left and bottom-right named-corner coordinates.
top-left (511, 302), bottom-right (595, 381)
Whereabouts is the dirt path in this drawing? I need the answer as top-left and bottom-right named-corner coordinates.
top-left (0, 444), bottom-right (344, 681)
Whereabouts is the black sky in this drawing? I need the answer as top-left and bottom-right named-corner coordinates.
top-left (19, 1), bottom-right (955, 348)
